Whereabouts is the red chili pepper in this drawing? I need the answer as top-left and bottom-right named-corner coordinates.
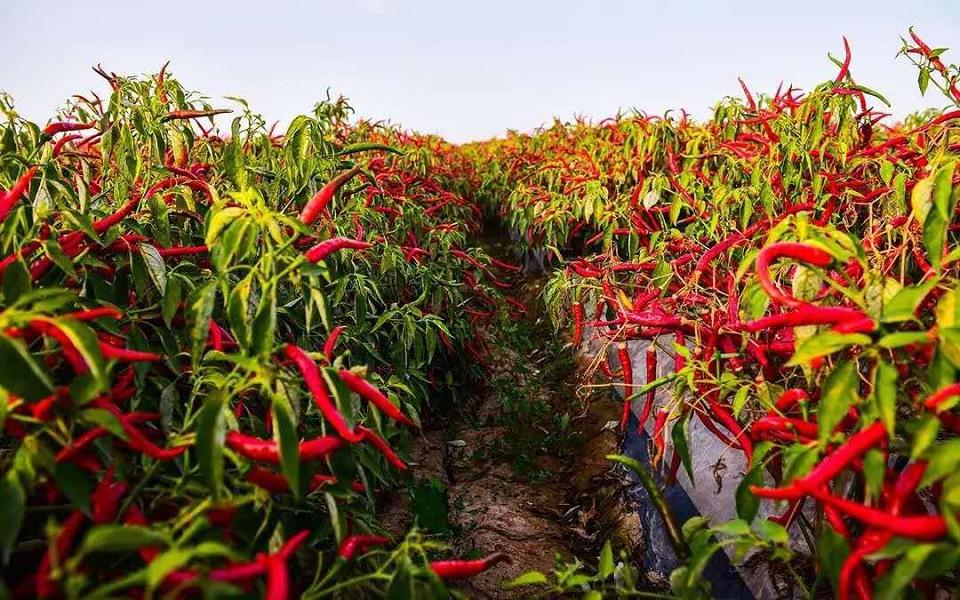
top-left (42, 121), bottom-right (96, 137)
top-left (52, 134), bottom-right (83, 157)
top-left (751, 422), bottom-right (886, 499)
top-left (834, 36), bottom-right (852, 83)
top-left (755, 242), bottom-right (832, 308)
top-left (91, 467), bottom-right (128, 524)
top-left (337, 534), bottom-right (391, 560)
top-left (771, 388), bottom-right (810, 414)
top-left (56, 412), bottom-right (159, 464)
top-left (489, 257), bottom-right (522, 273)
top-left (304, 237), bottom-right (373, 263)
top-left (356, 426), bottom-right (408, 470)
top-left (91, 398), bottom-right (189, 460)
top-left (245, 467), bottom-right (365, 494)
top-left (161, 108), bottom-right (231, 122)
top-left (68, 307), bottom-right (123, 321)
top-left (922, 383), bottom-right (960, 412)
top-left (0, 166), bottom-right (38, 223)
top-left (652, 408), bottom-right (668, 462)
top-left (166, 530), bottom-right (308, 593)
top-left (838, 530), bottom-right (889, 600)
top-left (504, 296), bottom-right (528, 314)
top-left (124, 505), bottom-right (162, 563)
top-left (751, 416), bottom-right (819, 440)
top-left (226, 430), bottom-right (347, 464)
top-left (323, 325), bottom-right (347, 363)
top-left (618, 342), bottom-right (633, 430)
top-left (429, 552), bottom-right (511, 580)
top-left (98, 342), bottom-right (162, 362)
top-left (338, 369), bottom-right (417, 427)
top-left (36, 510), bottom-right (86, 598)
top-left (262, 530), bottom-right (310, 600)
top-left (637, 345), bottom-right (658, 432)
top-left (707, 396), bottom-right (752, 460)
top-left (743, 305), bottom-right (874, 333)
top-left (283, 344), bottom-right (364, 443)
top-left (156, 61), bottom-right (170, 104)
top-left (27, 318), bottom-right (90, 373)
top-left (156, 245), bottom-right (208, 257)
top-left (805, 485), bottom-right (945, 540)
top-left (737, 78), bottom-right (757, 112)
top-left (572, 301), bottom-right (584, 346)
top-left (300, 166), bottom-right (363, 225)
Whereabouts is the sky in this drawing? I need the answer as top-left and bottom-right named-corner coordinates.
top-left (0, 0), bottom-right (957, 143)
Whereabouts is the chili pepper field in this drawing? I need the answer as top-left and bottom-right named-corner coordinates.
top-left (3, 29), bottom-right (960, 600)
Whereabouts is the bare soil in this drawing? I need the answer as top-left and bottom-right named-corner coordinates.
top-left (380, 260), bottom-right (645, 598)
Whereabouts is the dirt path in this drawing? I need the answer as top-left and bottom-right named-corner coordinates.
top-left (380, 234), bottom-right (645, 598)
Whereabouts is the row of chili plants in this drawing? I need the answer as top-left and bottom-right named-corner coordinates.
top-left (460, 30), bottom-right (960, 598)
top-left (0, 67), bottom-right (523, 598)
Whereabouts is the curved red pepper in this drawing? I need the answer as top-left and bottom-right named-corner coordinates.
top-left (323, 325), bottom-right (347, 363)
top-left (0, 166), bottom-right (38, 224)
top-left (755, 242), bottom-right (832, 308)
top-left (338, 369), bottom-right (416, 428)
top-left (304, 237), bottom-right (373, 263)
top-left (337, 534), bottom-right (391, 560)
top-left (283, 344), bottom-right (364, 443)
top-left (429, 552), bottom-right (511, 580)
top-left (300, 166), bottom-right (363, 225)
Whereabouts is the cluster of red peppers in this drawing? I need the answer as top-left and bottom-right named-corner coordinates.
top-left (0, 67), bottom-right (515, 597)
top-left (462, 31), bottom-right (960, 598)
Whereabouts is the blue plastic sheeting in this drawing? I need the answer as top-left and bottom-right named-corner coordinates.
top-left (621, 410), bottom-right (754, 600)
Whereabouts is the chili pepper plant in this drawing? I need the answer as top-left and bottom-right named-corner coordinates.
top-left (0, 68), bottom-right (521, 598)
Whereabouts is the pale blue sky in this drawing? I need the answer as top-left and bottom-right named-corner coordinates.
top-left (1, 1), bottom-right (957, 142)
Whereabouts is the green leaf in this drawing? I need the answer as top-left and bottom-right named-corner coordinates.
top-left (598, 540), bottom-right (614, 579)
top-left (205, 207), bottom-right (246, 246)
top-left (670, 416), bottom-right (694, 483)
top-left (52, 462), bottom-right (94, 514)
top-left (139, 244), bottom-right (167, 295)
top-left (385, 556), bottom-right (415, 600)
top-left (871, 358), bottom-right (897, 435)
top-left (732, 386), bottom-right (751, 418)
top-left (816, 527), bottom-right (849, 594)
top-left (2, 256), bottom-right (30, 303)
top-left (196, 391), bottom-right (226, 500)
top-left (187, 282), bottom-right (216, 364)
top-left (272, 392), bottom-right (300, 498)
top-left (250, 284), bottom-right (277, 357)
top-left (818, 360), bottom-right (859, 443)
top-left (46, 318), bottom-right (107, 392)
top-left (79, 525), bottom-right (168, 555)
top-left (923, 159), bottom-right (958, 272)
top-left (938, 327), bottom-right (960, 369)
top-left (921, 439), bottom-right (960, 487)
top-left (782, 443), bottom-right (819, 483)
top-left (875, 544), bottom-right (937, 600)
top-left (336, 142), bottom-right (403, 157)
top-left (0, 474), bottom-right (25, 563)
top-left (146, 548), bottom-right (192, 590)
top-left (0, 333), bottom-right (54, 401)
top-left (911, 414), bottom-right (941, 460)
top-left (506, 571), bottom-right (549, 588)
top-left (736, 462), bottom-right (764, 523)
top-left (876, 331), bottom-right (930, 349)
top-left (863, 448), bottom-right (886, 501)
top-left (162, 276), bottom-right (182, 328)
top-left (881, 279), bottom-right (938, 323)
top-left (788, 331), bottom-right (870, 366)
top-left (754, 519), bottom-right (789, 545)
